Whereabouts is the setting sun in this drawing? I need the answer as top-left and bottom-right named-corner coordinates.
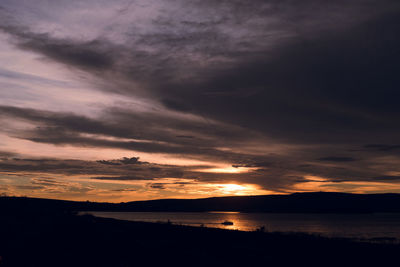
top-left (220, 183), bottom-right (246, 193)
top-left (209, 183), bottom-right (270, 196)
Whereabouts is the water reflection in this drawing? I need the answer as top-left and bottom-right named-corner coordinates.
top-left (87, 211), bottom-right (400, 240)
top-left (208, 211), bottom-right (240, 214)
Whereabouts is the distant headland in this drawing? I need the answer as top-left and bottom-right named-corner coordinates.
top-left (2, 192), bottom-right (400, 213)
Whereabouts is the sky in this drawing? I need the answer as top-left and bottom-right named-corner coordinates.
top-left (0, 0), bottom-right (400, 202)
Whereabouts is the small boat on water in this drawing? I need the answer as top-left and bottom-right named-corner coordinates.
top-left (221, 221), bottom-right (234, 225)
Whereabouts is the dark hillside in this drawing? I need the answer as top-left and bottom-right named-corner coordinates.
top-left (2, 192), bottom-right (400, 213)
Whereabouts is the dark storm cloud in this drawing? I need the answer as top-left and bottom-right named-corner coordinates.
top-left (151, 1), bottom-right (395, 144)
top-left (0, 157), bottom-right (189, 180)
top-left (0, 105), bottom-right (128, 138)
top-left (0, 105), bottom-right (242, 143)
top-left (1, 0), bottom-right (399, 146)
top-left (20, 127), bottom-right (247, 160)
top-left (372, 176), bottom-right (400, 181)
top-left (150, 1), bottom-right (400, 144)
top-left (0, 159), bottom-right (87, 173)
top-left (97, 160), bottom-right (122, 166)
top-left (318, 157), bottom-right (356, 162)
top-left (119, 157), bottom-right (140, 164)
top-left (159, 11), bottom-right (400, 144)
top-left (364, 144), bottom-right (400, 152)
top-left (1, 0), bottom-right (400, 193)
top-left (0, 24), bottom-right (115, 71)
top-left (92, 176), bottom-right (152, 181)
top-left (0, 105), bottom-right (263, 163)
top-left (176, 135), bottom-right (195, 139)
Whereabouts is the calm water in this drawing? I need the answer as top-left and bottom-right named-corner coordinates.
top-left (86, 211), bottom-right (400, 241)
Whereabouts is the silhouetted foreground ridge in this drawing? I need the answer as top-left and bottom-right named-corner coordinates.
top-left (0, 193), bottom-right (400, 266)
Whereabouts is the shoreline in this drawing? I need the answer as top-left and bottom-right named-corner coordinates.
top-left (84, 210), bottom-right (400, 243)
top-left (93, 215), bottom-right (400, 244)
top-left (1, 211), bottom-right (399, 266)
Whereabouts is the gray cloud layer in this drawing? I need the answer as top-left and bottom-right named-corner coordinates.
top-left (2, 0), bottom-right (399, 143)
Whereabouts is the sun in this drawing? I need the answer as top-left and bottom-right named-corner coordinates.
top-left (213, 183), bottom-right (252, 195)
top-left (192, 166), bottom-right (259, 174)
top-left (221, 184), bottom-right (246, 192)
top-left (202, 183), bottom-right (274, 196)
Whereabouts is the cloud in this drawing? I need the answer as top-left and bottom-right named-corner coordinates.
top-left (318, 157), bottom-right (356, 162)
top-left (159, 10), bottom-right (400, 145)
top-left (0, 157), bottom-right (176, 178)
top-left (92, 176), bottom-right (153, 181)
top-left (96, 160), bottom-right (122, 166)
top-left (97, 157), bottom-right (140, 166)
top-left (149, 183), bottom-right (166, 190)
top-left (232, 162), bottom-right (271, 168)
top-left (0, 0), bottom-right (400, 199)
top-left (119, 157), bottom-right (140, 164)
top-left (0, 24), bottom-right (115, 71)
top-left (1, 1), bottom-right (399, 146)
top-left (111, 188), bottom-right (138, 192)
top-left (364, 144), bottom-right (400, 152)
top-left (372, 176), bottom-right (400, 181)
top-left (0, 150), bottom-right (17, 159)
top-left (0, 105), bottom-right (264, 162)
top-left (16, 185), bottom-right (44, 190)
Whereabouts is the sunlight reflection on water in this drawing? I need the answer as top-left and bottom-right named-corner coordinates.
top-left (86, 211), bottom-right (400, 241)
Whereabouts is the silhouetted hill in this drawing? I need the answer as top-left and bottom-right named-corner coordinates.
top-left (119, 192), bottom-right (400, 213)
top-left (2, 192), bottom-right (400, 213)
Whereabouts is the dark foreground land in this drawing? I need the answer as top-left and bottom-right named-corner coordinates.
top-left (1, 210), bottom-right (399, 266)
top-left (1, 194), bottom-right (400, 266)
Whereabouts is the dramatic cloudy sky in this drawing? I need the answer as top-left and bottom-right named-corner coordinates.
top-left (0, 0), bottom-right (400, 201)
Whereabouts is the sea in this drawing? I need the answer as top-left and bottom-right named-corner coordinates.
top-left (86, 211), bottom-right (400, 242)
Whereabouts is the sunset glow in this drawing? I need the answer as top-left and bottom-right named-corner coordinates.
top-left (0, 0), bottom-right (400, 202)
top-left (215, 183), bottom-right (256, 195)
